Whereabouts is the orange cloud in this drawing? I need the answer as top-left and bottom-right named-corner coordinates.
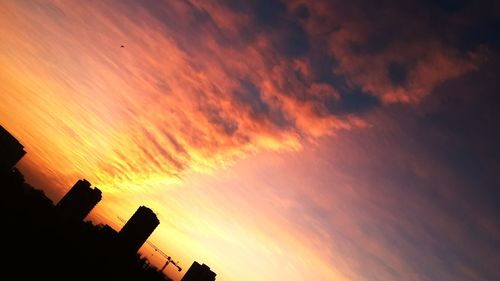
top-left (289, 0), bottom-right (479, 103)
top-left (2, 1), bottom-right (496, 281)
top-left (0, 0), bottom-right (363, 193)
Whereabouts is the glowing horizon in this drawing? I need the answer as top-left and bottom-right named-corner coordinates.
top-left (1, 1), bottom-right (499, 281)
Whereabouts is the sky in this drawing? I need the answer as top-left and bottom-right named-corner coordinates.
top-left (1, 0), bottom-right (499, 280)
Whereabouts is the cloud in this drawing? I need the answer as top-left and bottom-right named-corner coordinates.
top-left (0, 0), bottom-right (363, 190)
top-left (2, 1), bottom-right (500, 281)
top-left (1, 0), bottom-right (495, 191)
top-left (286, 0), bottom-right (489, 103)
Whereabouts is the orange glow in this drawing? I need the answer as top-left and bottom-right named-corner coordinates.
top-left (0, 1), bottom-right (487, 281)
top-left (0, 1), bottom-right (356, 280)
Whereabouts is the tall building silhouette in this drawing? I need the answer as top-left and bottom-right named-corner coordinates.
top-left (0, 125), bottom-right (26, 171)
top-left (118, 206), bottom-right (160, 253)
top-left (181, 261), bottom-right (216, 281)
top-left (56, 179), bottom-right (102, 221)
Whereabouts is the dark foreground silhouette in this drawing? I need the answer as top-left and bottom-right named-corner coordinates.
top-left (0, 124), bottom-right (216, 281)
top-left (0, 168), bottom-right (172, 281)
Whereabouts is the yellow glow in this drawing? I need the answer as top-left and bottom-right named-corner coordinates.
top-left (0, 1), bottom-right (360, 281)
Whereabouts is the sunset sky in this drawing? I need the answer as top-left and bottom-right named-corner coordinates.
top-left (1, 0), bottom-right (499, 280)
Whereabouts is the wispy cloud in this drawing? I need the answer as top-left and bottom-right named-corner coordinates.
top-left (1, 1), bottom-right (498, 281)
top-left (0, 0), bottom-right (364, 188)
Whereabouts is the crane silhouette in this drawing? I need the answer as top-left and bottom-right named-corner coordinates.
top-left (117, 216), bottom-right (182, 273)
top-left (146, 240), bottom-right (182, 272)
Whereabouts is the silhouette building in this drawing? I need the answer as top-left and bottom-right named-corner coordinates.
top-left (0, 125), bottom-right (26, 171)
top-left (118, 206), bottom-right (160, 253)
top-left (56, 179), bottom-right (102, 221)
top-left (181, 261), bottom-right (216, 281)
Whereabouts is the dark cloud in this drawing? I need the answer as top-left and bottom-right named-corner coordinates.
top-left (455, 17), bottom-right (500, 52)
top-left (336, 89), bottom-right (380, 114)
top-left (419, 54), bottom-right (500, 214)
top-left (387, 62), bottom-right (408, 87)
top-left (222, 0), bottom-right (311, 57)
top-left (293, 3), bottom-right (310, 20)
top-left (252, 0), bottom-right (287, 26)
top-left (429, 0), bottom-right (467, 12)
top-left (234, 79), bottom-right (270, 117)
top-left (231, 79), bottom-right (291, 129)
top-left (71, 0), bottom-right (499, 181)
top-left (132, 0), bottom-right (498, 115)
top-left (278, 21), bottom-right (310, 57)
top-left (197, 100), bottom-right (240, 137)
top-left (3, 0), bottom-right (500, 280)
top-left (341, 53), bottom-right (500, 280)
top-left (288, 0), bottom-right (495, 103)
